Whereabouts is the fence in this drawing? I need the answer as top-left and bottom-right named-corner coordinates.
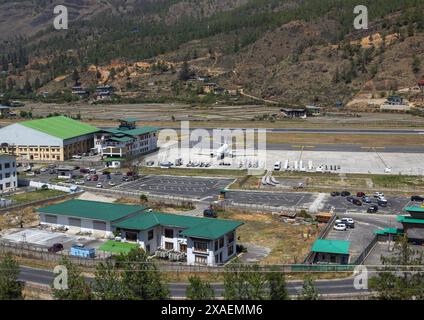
top-left (222, 201), bottom-right (309, 214)
top-left (353, 234), bottom-right (379, 265)
top-left (0, 191), bottom-right (82, 213)
top-left (303, 214), bottom-right (337, 264)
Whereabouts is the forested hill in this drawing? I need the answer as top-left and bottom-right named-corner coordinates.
top-left (1, 0), bottom-right (424, 106)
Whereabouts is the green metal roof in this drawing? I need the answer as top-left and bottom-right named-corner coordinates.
top-left (397, 215), bottom-right (424, 224)
top-left (37, 200), bottom-right (144, 222)
top-left (113, 212), bottom-right (243, 240)
top-left (404, 206), bottom-right (424, 213)
top-left (311, 239), bottom-right (350, 255)
top-left (124, 126), bottom-right (158, 136)
top-left (21, 116), bottom-right (100, 140)
top-left (374, 228), bottom-right (404, 235)
top-left (119, 118), bottom-right (139, 123)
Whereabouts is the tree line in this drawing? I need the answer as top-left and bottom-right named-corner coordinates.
top-left (1, 235), bottom-right (423, 300)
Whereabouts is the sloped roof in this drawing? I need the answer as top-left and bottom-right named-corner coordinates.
top-left (21, 116), bottom-right (100, 140)
top-left (311, 239), bottom-right (350, 255)
top-left (113, 211), bottom-right (243, 240)
top-left (37, 200), bottom-right (144, 222)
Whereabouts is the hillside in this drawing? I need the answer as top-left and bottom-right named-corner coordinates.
top-left (1, 0), bottom-right (424, 107)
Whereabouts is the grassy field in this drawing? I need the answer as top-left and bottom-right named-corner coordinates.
top-left (220, 210), bottom-right (321, 265)
top-left (6, 189), bottom-right (66, 204)
top-left (266, 133), bottom-right (424, 146)
top-left (98, 240), bottom-right (139, 254)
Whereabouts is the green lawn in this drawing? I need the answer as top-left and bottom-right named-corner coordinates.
top-left (6, 189), bottom-right (66, 204)
top-left (99, 240), bottom-right (139, 254)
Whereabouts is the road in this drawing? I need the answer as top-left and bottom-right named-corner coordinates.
top-left (19, 266), bottom-right (367, 298)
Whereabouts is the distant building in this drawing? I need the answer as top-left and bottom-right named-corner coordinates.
top-left (417, 80), bottom-right (424, 90)
top-left (0, 105), bottom-right (11, 117)
top-left (0, 116), bottom-right (100, 161)
top-left (94, 118), bottom-right (158, 168)
top-left (311, 239), bottom-right (350, 264)
top-left (385, 95), bottom-right (404, 105)
top-left (397, 207), bottom-right (424, 243)
top-left (72, 86), bottom-right (89, 99)
top-left (38, 199), bottom-right (243, 266)
top-left (306, 105), bottom-right (321, 116)
top-left (0, 154), bottom-right (17, 193)
top-left (203, 83), bottom-right (218, 94)
top-left (280, 108), bottom-right (307, 119)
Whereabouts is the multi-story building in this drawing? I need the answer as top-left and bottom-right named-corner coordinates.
top-left (0, 116), bottom-right (100, 161)
top-left (0, 154), bottom-right (17, 193)
top-left (94, 118), bottom-right (158, 168)
top-left (38, 199), bottom-right (243, 266)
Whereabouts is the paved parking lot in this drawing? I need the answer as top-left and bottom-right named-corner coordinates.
top-left (323, 194), bottom-right (412, 215)
top-left (325, 221), bottom-right (377, 262)
top-left (118, 175), bottom-right (234, 200)
top-left (226, 190), bottom-right (317, 209)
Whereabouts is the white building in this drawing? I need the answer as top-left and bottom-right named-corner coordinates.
top-left (38, 199), bottom-right (243, 266)
top-left (0, 154), bottom-right (17, 193)
top-left (93, 118), bottom-right (158, 168)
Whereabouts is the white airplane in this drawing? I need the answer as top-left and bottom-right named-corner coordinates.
top-left (196, 140), bottom-right (256, 160)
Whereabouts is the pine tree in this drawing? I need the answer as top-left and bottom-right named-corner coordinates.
top-left (52, 257), bottom-right (92, 300)
top-left (0, 254), bottom-right (23, 300)
top-left (186, 276), bottom-right (215, 300)
top-left (178, 61), bottom-right (191, 81)
top-left (116, 248), bottom-right (169, 300)
top-left (93, 260), bottom-right (125, 300)
top-left (72, 69), bottom-right (80, 86)
top-left (266, 269), bottom-right (289, 300)
top-left (299, 276), bottom-right (319, 300)
top-left (412, 55), bottom-right (421, 74)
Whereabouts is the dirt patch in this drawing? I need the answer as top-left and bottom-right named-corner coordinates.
top-left (221, 210), bottom-right (321, 265)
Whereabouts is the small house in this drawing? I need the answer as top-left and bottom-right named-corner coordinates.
top-left (311, 239), bottom-right (350, 264)
top-left (280, 108), bottom-right (307, 119)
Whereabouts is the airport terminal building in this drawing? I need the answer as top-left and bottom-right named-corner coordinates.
top-left (38, 199), bottom-right (243, 266)
top-left (0, 116), bottom-right (100, 161)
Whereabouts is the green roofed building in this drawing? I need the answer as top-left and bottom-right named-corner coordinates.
top-left (397, 206), bottom-right (424, 242)
top-left (38, 199), bottom-right (243, 266)
top-left (311, 239), bottom-right (350, 264)
top-left (0, 116), bottom-right (100, 161)
top-left (93, 118), bottom-right (158, 168)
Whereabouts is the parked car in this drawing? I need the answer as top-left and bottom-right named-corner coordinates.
top-left (411, 195), bottom-right (424, 202)
top-left (203, 209), bottom-right (218, 218)
top-left (346, 196), bottom-right (354, 203)
top-left (341, 218), bottom-right (355, 228)
top-left (352, 199), bottom-right (362, 206)
top-left (41, 184), bottom-right (49, 191)
top-left (357, 192), bottom-right (366, 198)
top-left (331, 191), bottom-right (340, 197)
top-left (72, 155), bottom-right (82, 159)
top-left (362, 196), bottom-right (372, 203)
top-left (367, 205), bottom-right (379, 213)
top-left (92, 175), bottom-right (99, 182)
top-left (108, 181), bottom-right (116, 187)
top-left (341, 191), bottom-right (351, 197)
top-left (127, 171), bottom-right (136, 177)
top-left (378, 199), bottom-right (388, 207)
top-left (374, 192), bottom-right (384, 198)
top-left (48, 243), bottom-right (64, 253)
top-left (80, 168), bottom-right (89, 174)
top-left (96, 183), bottom-right (103, 188)
top-left (75, 180), bottom-right (85, 185)
top-left (334, 224), bottom-right (347, 231)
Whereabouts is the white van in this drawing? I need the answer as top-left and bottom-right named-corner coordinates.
top-left (274, 161), bottom-right (282, 171)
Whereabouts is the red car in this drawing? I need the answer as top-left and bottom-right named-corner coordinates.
top-left (357, 192), bottom-right (366, 198)
top-left (92, 175), bottom-right (99, 181)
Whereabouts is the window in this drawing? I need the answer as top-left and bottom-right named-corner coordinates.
top-left (5, 182), bottom-right (10, 188)
top-left (227, 232), bottom-right (235, 244)
top-left (148, 229), bottom-right (154, 241)
top-left (4, 163), bottom-right (10, 169)
top-left (5, 173), bottom-right (10, 178)
top-left (214, 240), bottom-right (219, 252)
top-left (194, 241), bottom-right (208, 253)
top-left (165, 242), bottom-right (174, 250)
top-left (164, 228), bottom-right (173, 238)
top-left (219, 238), bottom-right (224, 249)
top-left (228, 244), bottom-right (234, 256)
top-left (194, 255), bottom-right (207, 265)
